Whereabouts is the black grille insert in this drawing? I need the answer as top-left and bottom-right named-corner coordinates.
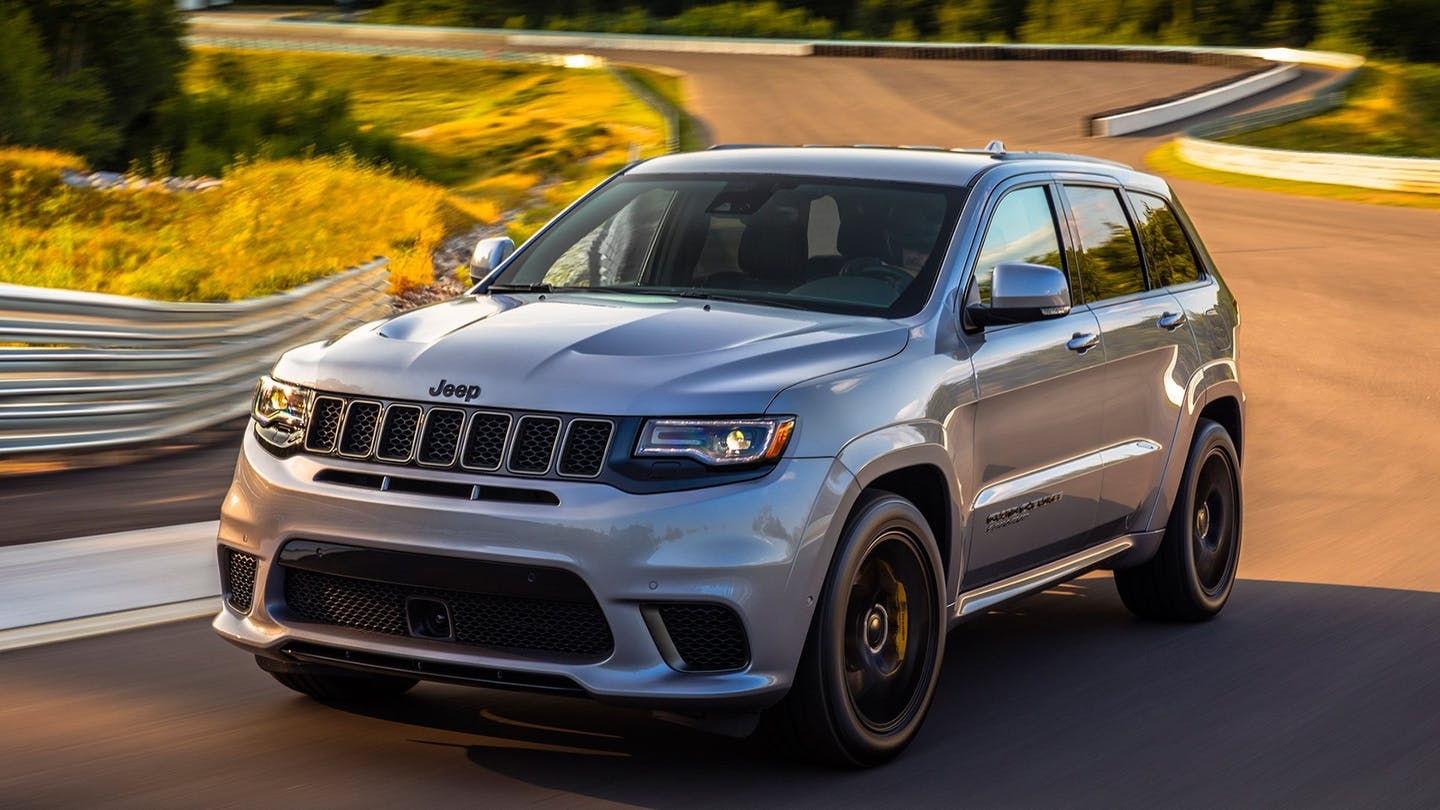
top-left (559, 419), bottom-right (614, 478)
top-left (225, 549), bottom-right (259, 614)
top-left (509, 416), bottom-right (560, 475)
top-left (654, 603), bottom-right (750, 672)
top-left (461, 412), bottom-right (511, 471)
top-left (376, 405), bottom-right (421, 463)
top-left (339, 401), bottom-right (382, 457)
top-left (305, 397), bottom-right (345, 453)
top-left (418, 408), bottom-right (465, 466)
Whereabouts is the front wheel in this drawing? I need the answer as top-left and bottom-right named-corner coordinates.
top-left (763, 492), bottom-right (946, 767)
top-left (1115, 419), bottom-right (1242, 621)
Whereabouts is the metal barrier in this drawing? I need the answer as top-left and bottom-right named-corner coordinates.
top-left (0, 259), bottom-right (391, 459)
top-left (1171, 64), bottom-right (1440, 193)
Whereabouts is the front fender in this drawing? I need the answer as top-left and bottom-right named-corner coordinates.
top-left (785, 421), bottom-right (967, 613)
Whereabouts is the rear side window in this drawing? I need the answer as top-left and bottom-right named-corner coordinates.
top-left (1063, 185), bottom-right (1146, 304)
top-left (1127, 192), bottom-right (1201, 287)
top-left (974, 186), bottom-right (1065, 304)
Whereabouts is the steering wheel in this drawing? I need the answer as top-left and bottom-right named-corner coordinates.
top-left (838, 257), bottom-right (914, 292)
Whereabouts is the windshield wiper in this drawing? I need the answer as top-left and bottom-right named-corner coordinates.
top-left (487, 284), bottom-right (655, 295)
top-left (672, 290), bottom-right (809, 311)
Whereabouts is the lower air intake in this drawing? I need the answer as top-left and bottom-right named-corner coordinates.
top-left (655, 603), bottom-right (750, 672)
top-left (283, 568), bottom-right (614, 660)
top-left (225, 549), bottom-right (259, 613)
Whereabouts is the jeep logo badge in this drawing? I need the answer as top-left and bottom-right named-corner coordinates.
top-left (428, 378), bottom-right (482, 402)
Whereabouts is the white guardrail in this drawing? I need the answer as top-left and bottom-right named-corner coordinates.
top-left (0, 259), bottom-right (391, 460)
top-left (1172, 51), bottom-right (1440, 194)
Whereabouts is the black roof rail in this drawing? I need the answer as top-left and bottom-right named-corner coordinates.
top-left (990, 151), bottom-right (1132, 169)
top-left (703, 142), bottom-right (1131, 169)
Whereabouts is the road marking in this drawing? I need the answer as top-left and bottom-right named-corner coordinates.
top-left (0, 598), bottom-right (219, 653)
top-left (0, 521), bottom-right (220, 649)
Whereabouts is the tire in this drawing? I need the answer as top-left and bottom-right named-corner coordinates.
top-left (763, 491), bottom-right (946, 767)
top-left (260, 659), bottom-right (418, 703)
top-left (1115, 419), bottom-right (1242, 621)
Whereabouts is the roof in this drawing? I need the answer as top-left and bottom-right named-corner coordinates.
top-left (625, 145), bottom-right (1132, 187)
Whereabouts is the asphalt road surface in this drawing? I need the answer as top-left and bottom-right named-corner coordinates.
top-left (4, 18), bottom-right (1440, 807)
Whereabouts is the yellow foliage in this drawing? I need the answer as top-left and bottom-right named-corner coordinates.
top-left (0, 152), bottom-right (462, 300)
top-left (4, 50), bottom-right (670, 302)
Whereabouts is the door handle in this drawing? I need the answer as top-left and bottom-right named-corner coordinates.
top-left (1158, 311), bottom-right (1187, 331)
top-left (1067, 332), bottom-right (1100, 354)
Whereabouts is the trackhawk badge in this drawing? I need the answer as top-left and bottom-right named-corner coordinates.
top-left (428, 378), bottom-right (482, 402)
top-left (986, 492), bottom-right (1063, 532)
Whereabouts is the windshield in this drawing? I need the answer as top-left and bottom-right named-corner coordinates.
top-left (488, 173), bottom-right (965, 318)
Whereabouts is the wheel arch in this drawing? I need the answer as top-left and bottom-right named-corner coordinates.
top-left (1198, 393), bottom-right (1243, 462)
top-left (1137, 381), bottom-right (1245, 539)
top-left (827, 423), bottom-right (966, 605)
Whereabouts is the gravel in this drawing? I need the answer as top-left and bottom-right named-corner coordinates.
top-left (391, 222), bottom-right (509, 312)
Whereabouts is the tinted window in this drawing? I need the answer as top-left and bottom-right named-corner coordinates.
top-left (1127, 192), bottom-right (1201, 287)
top-left (496, 175), bottom-right (961, 318)
top-left (1064, 185), bottom-right (1145, 303)
top-left (974, 186), bottom-right (1065, 304)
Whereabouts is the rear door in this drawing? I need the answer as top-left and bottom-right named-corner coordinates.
top-left (1057, 183), bottom-right (1201, 536)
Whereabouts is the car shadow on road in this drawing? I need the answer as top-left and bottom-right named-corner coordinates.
top-left (337, 577), bottom-right (1440, 807)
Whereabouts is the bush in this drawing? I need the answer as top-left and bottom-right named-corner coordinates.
top-left (0, 150), bottom-right (462, 300)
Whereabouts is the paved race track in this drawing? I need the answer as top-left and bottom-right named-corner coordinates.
top-left (4, 21), bottom-right (1440, 807)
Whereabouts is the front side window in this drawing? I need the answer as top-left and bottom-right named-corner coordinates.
top-left (1127, 191), bottom-right (1201, 287)
top-left (973, 186), bottom-right (1066, 305)
top-left (490, 174), bottom-right (963, 318)
top-left (1063, 185), bottom-right (1147, 304)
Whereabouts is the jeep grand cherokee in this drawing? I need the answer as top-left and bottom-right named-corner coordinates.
top-left (215, 144), bottom-right (1243, 766)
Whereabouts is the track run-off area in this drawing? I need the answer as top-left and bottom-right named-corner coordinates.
top-left (3, 16), bottom-right (1438, 807)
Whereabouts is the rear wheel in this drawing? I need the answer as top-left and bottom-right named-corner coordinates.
top-left (763, 492), bottom-right (946, 767)
top-left (1115, 419), bottom-right (1242, 621)
top-left (259, 657), bottom-right (417, 703)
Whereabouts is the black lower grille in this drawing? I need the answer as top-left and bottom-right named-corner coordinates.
top-left (225, 549), bottom-right (258, 613)
top-left (655, 603), bottom-right (750, 672)
top-left (283, 568), bottom-right (614, 660)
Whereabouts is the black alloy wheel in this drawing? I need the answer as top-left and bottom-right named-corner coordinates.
top-left (763, 491), bottom-right (945, 766)
top-left (1115, 418), bottom-right (1242, 621)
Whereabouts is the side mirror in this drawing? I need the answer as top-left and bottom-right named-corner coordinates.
top-left (467, 236), bottom-right (515, 283)
top-left (967, 262), bottom-right (1072, 327)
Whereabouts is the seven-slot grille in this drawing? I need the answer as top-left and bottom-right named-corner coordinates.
top-left (302, 394), bottom-right (613, 479)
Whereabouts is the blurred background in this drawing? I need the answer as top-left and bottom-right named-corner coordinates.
top-left (2, 1), bottom-right (1438, 806)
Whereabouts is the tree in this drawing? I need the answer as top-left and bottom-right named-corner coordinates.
top-left (0, 2), bottom-right (116, 157)
top-left (21, 0), bottom-right (187, 163)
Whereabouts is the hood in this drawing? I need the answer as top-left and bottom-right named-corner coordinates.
top-left (273, 293), bottom-right (909, 415)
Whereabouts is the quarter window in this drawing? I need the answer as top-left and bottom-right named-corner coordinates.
top-left (1127, 192), bottom-right (1201, 287)
top-left (974, 186), bottom-right (1065, 304)
top-left (1064, 186), bottom-right (1146, 304)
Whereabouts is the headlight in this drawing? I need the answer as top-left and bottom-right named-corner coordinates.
top-left (251, 375), bottom-right (314, 450)
top-left (636, 417), bottom-right (795, 466)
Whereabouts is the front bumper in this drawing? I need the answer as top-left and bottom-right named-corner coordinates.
top-left (213, 429), bottom-right (851, 711)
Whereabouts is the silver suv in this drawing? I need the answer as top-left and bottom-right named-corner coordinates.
top-left (216, 145), bottom-right (1242, 766)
